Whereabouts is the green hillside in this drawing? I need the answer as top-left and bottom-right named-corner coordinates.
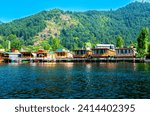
top-left (0, 2), bottom-right (150, 50)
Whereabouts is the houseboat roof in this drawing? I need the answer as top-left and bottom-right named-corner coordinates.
top-left (92, 48), bottom-right (110, 50)
top-left (115, 48), bottom-right (135, 50)
top-left (56, 48), bottom-right (69, 52)
top-left (73, 49), bottom-right (87, 51)
top-left (48, 51), bottom-right (55, 54)
top-left (21, 52), bottom-right (32, 54)
top-left (37, 49), bottom-right (48, 53)
top-left (4, 52), bottom-right (21, 55)
top-left (96, 44), bottom-right (115, 47)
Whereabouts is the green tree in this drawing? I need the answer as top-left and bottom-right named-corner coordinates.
top-left (116, 36), bottom-right (124, 48)
top-left (7, 34), bottom-right (17, 41)
top-left (137, 27), bottom-right (149, 57)
top-left (51, 38), bottom-right (62, 50)
top-left (11, 38), bottom-right (24, 50)
top-left (148, 42), bottom-right (150, 54)
top-left (85, 41), bottom-right (92, 49)
top-left (40, 41), bottom-right (52, 50)
top-left (0, 44), bottom-right (3, 49)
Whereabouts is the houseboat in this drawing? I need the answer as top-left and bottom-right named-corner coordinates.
top-left (55, 48), bottom-right (73, 59)
top-left (2, 52), bottom-right (22, 62)
top-left (21, 52), bottom-right (35, 58)
top-left (115, 48), bottom-right (136, 58)
top-left (92, 48), bottom-right (116, 58)
top-left (47, 51), bottom-right (56, 61)
top-left (92, 44), bottom-right (116, 58)
top-left (0, 53), bottom-right (3, 63)
top-left (73, 49), bottom-right (92, 58)
top-left (36, 49), bottom-right (48, 58)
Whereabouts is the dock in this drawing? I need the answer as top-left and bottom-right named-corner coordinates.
top-left (3, 57), bottom-right (148, 63)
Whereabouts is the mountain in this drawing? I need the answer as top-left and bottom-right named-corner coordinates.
top-left (0, 2), bottom-right (150, 50)
top-left (0, 21), bottom-right (3, 24)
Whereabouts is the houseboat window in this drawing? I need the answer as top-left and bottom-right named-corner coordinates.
top-left (96, 50), bottom-right (99, 54)
top-left (120, 50), bottom-right (123, 54)
top-left (104, 50), bottom-right (106, 54)
top-left (125, 49), bottom-right (128, 54)
top-left (128, 49), bottom-right (130, 54)
top-left (93, 50), bottom-right (95, 54)
top-left (110, 46), bottom-right (114, 49)
top-left (83, 51), bottom-right (86, 54)
top-left (19, 54), bottom-right (21, 57)
top-left (81, 51), bottom-right (85, 55)
top-left (130, 49), bottom-right (133, 54)
top-left (100, 50), bottom-right (102, 54)
top-left (131, 50), bottom-right (133, 54)
top-left (117, 50), bottom-right (119, 54)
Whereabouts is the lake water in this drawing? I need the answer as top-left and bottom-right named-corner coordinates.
top-left (0, 62), bottom-right (150, 99)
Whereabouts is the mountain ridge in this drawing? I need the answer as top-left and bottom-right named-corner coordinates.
top-left (0, 2), bottom-right (150, 50)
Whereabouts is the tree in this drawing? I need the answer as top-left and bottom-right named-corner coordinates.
top-left (7, 34), bottom-right (17, 41)
top-left (116, 35), bottom-right (124, 48)
top-left (40, 40), bottom-right (52, 50)
top-left (137, 27), bottom-right (149, 57)
top-left (148, 42), bottom-right (150, 54)
top-left (11, 38), bottom-right (24, 50)
top-left (85, 41), bottom-right (92, 49)
top-left (51, 38), bottom-right (62, 50)
top-left (0, 44), bottom-right (3, 49)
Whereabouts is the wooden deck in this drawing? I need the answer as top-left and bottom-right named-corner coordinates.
top-left (2, 57), bottom-right (149, 63)
top-left (18, 57), bottom-right (146, 63)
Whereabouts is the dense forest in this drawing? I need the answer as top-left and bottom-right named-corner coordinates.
top-left (0, 2), bottom-right (150, 51)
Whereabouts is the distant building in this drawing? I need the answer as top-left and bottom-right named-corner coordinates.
top-left (92, 48), bottom-right (116, 58)
top-left (47, 51), bottom-right (56, 61)
top-left (3, 52), bottom-right (21, 62)
top-left (21, 52), bottom-right (35, 58)
top-left (95, 44), bottom-right (115, 50)
top-left (11, 49), bottom-right (19, 53)
top-left (0, 52), bottom-right (4, 63)
top-left (36, 49), bottom-right (48, 58)
top-left (0, 49), bottom-right (5, 53)
top-left (115, 48), bottom-right (136, 58)
top-left (55, 48), bottom-right (73, 59)
top-left (73, 49), bottom-right (92, 58)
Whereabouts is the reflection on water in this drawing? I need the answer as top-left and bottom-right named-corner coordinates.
top-left (0, 62), bottom-right (150, 99)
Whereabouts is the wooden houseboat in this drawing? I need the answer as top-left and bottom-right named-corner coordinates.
top-left (2, 52), bottom-right (22, 62)
top-left (36, 49), bottom-right (48, 58)
top-left (92, 48), bottom-right (116, 58)
top-left (21, 52), bottom-right (35, 58)
top-left (115, 48), bottom-right (136, 58)
top-left (47, 51), bottom-right (56, 61)
top-left (0, 49), bottom-right (4, 62)
top-left (55, 48), bottom-right (73, 59)
top-left (73, 49), bottom-right (92, 58)
top-left (0, 52), bottom-right (3, 63)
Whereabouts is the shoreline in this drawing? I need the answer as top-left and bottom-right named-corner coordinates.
top-left (1, 58), bottom-right (150, 64)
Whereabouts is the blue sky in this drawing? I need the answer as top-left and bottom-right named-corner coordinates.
top-left (0, 0), bottom-right (135, 22)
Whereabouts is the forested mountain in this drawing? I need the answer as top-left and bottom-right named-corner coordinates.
top-left (0, 2), bottom-right (150, 50)
top-left (0, 21), bottom-right (2, 24)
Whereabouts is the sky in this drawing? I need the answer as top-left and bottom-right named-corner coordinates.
top-left (0, 0), bottom-right (140, 22)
